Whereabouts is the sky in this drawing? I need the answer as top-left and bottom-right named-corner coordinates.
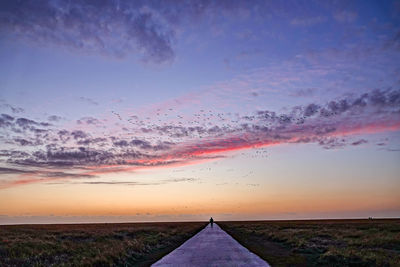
top-left (0, 0), bottom-right (399, 224)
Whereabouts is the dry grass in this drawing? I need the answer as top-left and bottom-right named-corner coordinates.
top-left (0, 221), bottom-right (207, 266)
top-left (219, 219), bottom-right (400, 267)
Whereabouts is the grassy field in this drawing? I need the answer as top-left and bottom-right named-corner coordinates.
top-left (0, 221), bottom-right (207, 266)
top-left (219, 219), bottom-right (400, 266)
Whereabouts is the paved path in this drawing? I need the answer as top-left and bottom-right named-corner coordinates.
top-left (152, 223), bottom-right (270, 267)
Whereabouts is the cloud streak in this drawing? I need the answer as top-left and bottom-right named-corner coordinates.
top-left (0, 167), bottom-right (96, 189)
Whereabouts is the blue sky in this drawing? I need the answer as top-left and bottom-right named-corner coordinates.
top-left (0, 0), bottom-right (399, 224)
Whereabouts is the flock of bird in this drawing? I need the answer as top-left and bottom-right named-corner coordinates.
top-left (108, 107), bottom-right (270, 186)
top-left (108, 107), bottom-right (276, 162)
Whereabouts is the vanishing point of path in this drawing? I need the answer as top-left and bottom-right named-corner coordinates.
top-left (152, 223), bottom-right (270, 267)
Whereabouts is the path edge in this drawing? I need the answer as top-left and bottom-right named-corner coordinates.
top-left (149, 222), bottom-right (210, 266)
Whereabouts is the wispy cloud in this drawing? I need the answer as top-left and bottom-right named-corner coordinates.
top-left (0, 0), bottom-right (257, 64)
top-left (0, 103), bottom-right (24, 114)
top-left (78, 97), bottom-right (98, 106)
top-left (0, 0), bottom-right (372, 65)
top-left (333, 10), bottom-right (358, 23)
top-left (0, 167), bottom-right (96, 189)
top-left (47, 177), bottom-right (198, 187)
top-left (290, 16), bottom-right (326, 26)
top-left (48, 115), bottom-right (63, 122)
top-left (0, 1), bottom-right (176, 63)
top-left (351, 139), bottom-right (368, 146)
top-left (289, 88), bottom-right (318, 97)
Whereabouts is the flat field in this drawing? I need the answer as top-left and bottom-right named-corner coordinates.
top-left (0, 221), bottom-right (207, 266)
top-left (218, 219), bottom-right (400, 266)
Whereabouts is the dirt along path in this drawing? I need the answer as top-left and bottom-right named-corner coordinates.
top-left (152, 223), bottom-right (269, 267)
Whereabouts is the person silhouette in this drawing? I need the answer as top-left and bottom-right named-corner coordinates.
top-left (209, 217), bottom-right (214, 228)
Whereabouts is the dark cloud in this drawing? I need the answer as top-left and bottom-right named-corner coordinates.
top-left (48, 115), bottom-right (63, 122)
top-left (6, 145), bottom-right (151, 169)
top-left (151, 142), bottom-right (173, 151)
top-left (278, 114), bottom-right (292, 124)
top-left (46, 149), bottom-right (97, 161)
top-left (72, 181), bottom-right (146, 186)
top-left (77, 117), bottom-right (100, 125)
top-left (251, 92), bottom-right (259, 97)
top-left (318, 88), bottom-right (400, 118)
top-left (77, 137), bottom-right (107, 146)
top-left (131, 139), bottom-right (150, 147)
top-left (113, 140), bottom-right (130, 147)
top-left (70, 130), bottom-right (88, 140)
top-left (65, 180), bottom-right (165, 186)
top-left (127, 138), bottom-right (173, 151)
top-left (0, 166), bottom-right (96, 183)
top-left (386, 148), bottom-right (400, 152)
top-left (50, 177), bottom-right (197, 186)
top-left (0, 117), bottom-right (13, 128)
top-left (256, 110), bottom-right (278, 121)
top-left (0, 167), bottom-right (31, 174)
top-left (41, 172), bottom-right (95, 179)
top-left (1, 117), bottom-right (52, 136)
top-left (162, 178), bottom-right (198, 183)
top-left (1, 114), bottom-right (14, 121)
top-left (0, 103), bottom-right (24, 113)
top-left (352, 93), bottom-right (368, 107)
top-left (14, 138), bottom-right (34, 146)
top-left (303, 103), bottom-right (320, 117)
top-left (369, 88), bottom-right (400, 107)
top-left (290, 88), bottom-right (317, 97)
top-left (318, 138), bottom-right (346, 150)
top-left (327, 99), bottom-right (350, 115)
top-left (79, 97), bottom-right (98, 106)
top-left (156, 125), bottom-right (189, 138)
top-left (351, 139), bottom-right (368, 146)
top-left (14, 117), bottom-right (51, 130)
top-left (0, 150), bottom-right (29, 158)
top-left (15, 117), bottom-right (38, 128)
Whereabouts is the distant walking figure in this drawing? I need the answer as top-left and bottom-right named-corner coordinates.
top-left (209, 217), bottom-right (214, 228)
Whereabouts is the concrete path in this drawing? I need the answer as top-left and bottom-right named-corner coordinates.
top-left (152, 223), bottom-right (270, 267)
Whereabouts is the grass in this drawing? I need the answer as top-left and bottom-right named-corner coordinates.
top-left (218, 219), bottom-right (400, 267)
top-left (0, 221), bottom-right (207, 266)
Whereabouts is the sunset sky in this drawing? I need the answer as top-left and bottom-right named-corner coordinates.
top-left (0, 0), bottom-right (399, 224)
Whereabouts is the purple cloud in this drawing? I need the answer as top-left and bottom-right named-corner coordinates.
top-left (0, 88), bottom-right (399, 187)
top-left (351, 139), bottom-right (368, 146)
